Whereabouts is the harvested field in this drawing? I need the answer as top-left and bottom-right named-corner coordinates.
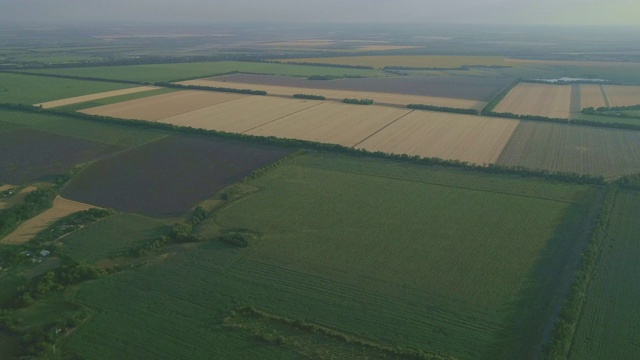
top-left (280, 55), bottom-right (507, 68)
top-left (82, 90), bottom-right (247, 121)
top-left (494, 83), bottom-right (572, 118)
top-left (180, 78), bottom-right (483, 109)
top-left (35, 86), bottom-right (159, 109)
top-left (0, 185), bottom-right (11, 192)
top-left (0, 128), bottom-right (119, 184)
top-left (580, 85), bottom-right (608, 109)
top-left (204, 73), bottom-right (512, 101)
top-left (1, 196), bottom-right (98, 244)
top-left (356, 111), bottom-right (520, 164)
top-left (496, 121), bottom-right (640, 178)
top-left (246, 103), bottom-right (411, 146)
top-left (0, 186), bottom-right (36, 210)
top-left (61, 135), bottom-right (293, 216)
top-left (157, 96), bottom-right (322, 133)
top-left (605, 85), bottom-right (640, 107)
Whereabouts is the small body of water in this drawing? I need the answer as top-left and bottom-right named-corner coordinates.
top-left (534, 77), bottom-right (610, 83)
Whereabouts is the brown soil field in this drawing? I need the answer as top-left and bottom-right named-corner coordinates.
top-left (246, 103), bottom-right (411, 146)
top-left (496, 121), bottom-right (640, 178)
top-left (356, 111), bottom-right (520, 164)
top-left (203, 73), bottom-right (512, 101)
top-left (0, 129), bottom-right (119, 184)
top-left (35, 86), bottom-right (159, 108)
top-left (0, 186), bottom-right (36, 210)
top-left (82, 90), bottom-right (247, 121)
top-left (157, 96), bottom-right (322, 133)
top-left (494, 83), bottom-right (572, 118)
top-left (180, 79), bottom-right (483, 109)
top-left (1, 196), bottom-right (98, 244)
top-left (605, 85), bottom-right (640, 107)
top-left (61, 134), bottom-right (293, 216)
top-left (279, 55), bottom-right (507, 68)
top-left (580, 85), bottom-right (608, 109)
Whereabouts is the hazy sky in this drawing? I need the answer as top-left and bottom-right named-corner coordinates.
top-left (0, 0), bottom-right (638, 26)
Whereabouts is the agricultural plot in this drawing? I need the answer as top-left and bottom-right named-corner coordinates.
top-left (34, 86), bottom-right (159, 109)
top-left (280, 55), bottom-right (508, 68)
top-left (82, 90), bottom-right (247, 121)
top-left (61, 134), bottom-right (293, 216)
top-left (0, 128), bottom-right (119, 183)
top-left (61, 154), bottom-right (595, 360)
top-left (570, 190), bottom-right (640, 360)
top-left (180, 78), bottom-right (483, 109)
top-left (1, 196), bottom-right (97, 244)
top-left (0, 72), bottom-right (135, 104)
top-left (205, 73), bottom-right (513, 101)
top-left (494, 83), bottom-right (572, 119)
top-left (605, 85), bottom-right (640, 107)
top-left (356, 111), bottom-right (520, 164)
top-left (246, 103), bottom-right (411, 146)
top-left (496, 121), bottom-right (640, 178)
top-left (156, 96), bottom-right (321, 133)
top-left (580, 85), bottom-right (608, 109)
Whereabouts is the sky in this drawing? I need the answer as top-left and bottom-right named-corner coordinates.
top-left (0, 0), bottom-right (638, 26)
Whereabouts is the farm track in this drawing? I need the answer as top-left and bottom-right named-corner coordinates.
top-left (240, 101), bottom-right (325, 134)
top-left (351, 110), bottom-right (415, 147)
top-left (600, 85), bottom-right (612, 107)
top-left (569, 84), bottom-right (582, 120)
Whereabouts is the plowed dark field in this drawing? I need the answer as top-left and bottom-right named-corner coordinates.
top-left (61, 135), bottom-right (293, 216)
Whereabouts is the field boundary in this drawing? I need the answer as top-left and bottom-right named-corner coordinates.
top-left (352, 110), bottom-right (414, 147)
top-left (240, 101), bottom-right (325, 134)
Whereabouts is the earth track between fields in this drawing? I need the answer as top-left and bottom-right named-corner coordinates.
top-left (240, 101), bottom-right (325, 134)
top-left (351, 110), bottom-right (415, 147)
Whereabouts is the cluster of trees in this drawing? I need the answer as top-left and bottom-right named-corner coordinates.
top-left (545, 185), bottom-right (618, 359)
top-left (407, 103), bottom-right (479, 115)
top-left (615, 173), bottom-right (640, 190)
top-left (0, 187), bottom-right (57, 239)
top-left (485, 111), bottom-right (569, 124)
top-left (343, 98), bottom-right (374, 105)
top-left (293, 93), bottom-right (326, 100)
top-left (155, 82), bottom-right (267, 96)
top-left (31, 208), bottom-right (113, 247)
top-left (582, 105), bottom-right (640, 120)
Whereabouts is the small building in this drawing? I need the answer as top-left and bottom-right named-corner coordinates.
top-left (39, 250), bottom-right (50, 257)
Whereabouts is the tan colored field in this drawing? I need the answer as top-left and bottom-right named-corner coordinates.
top-left (0, 186), bottom-right (36, 210)
top-left (580, 85), bottom-right (608, 109)
top-left (356, 45), bottom-right (419, 51)
top-left (262, 40), bottom-right (337, 47)
top-left (157, 96), bottom-right (323, 133)
top-left (278, 55), bottom-right (507, 68)
top-left (179, 79), bottom-right (482, 109)
top-left (246, 103), bottom-right (411, 146)
top-left (494, 83), bottom-right (572, 119)
top-left (82, 90), bottom-right (247, 121)
top-left (1, 196), bottom-right (98, 244)
top-left (35, 86), bottom-right (159, 108)
top-left (605, 85), bottom-right (640, 107)
top-left (356, 111), bottom-right (520, 165)
top-left (0, 185), bottom-right (12, 192)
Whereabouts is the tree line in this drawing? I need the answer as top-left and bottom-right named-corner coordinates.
top-left (343, 98), bottom-right (374, 105)
top-left (407, 104), bottom-right (479, 115)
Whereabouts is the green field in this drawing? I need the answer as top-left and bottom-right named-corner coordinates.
top-left (25, 61), bottom-right (383, 83)
top-left (570, 189), bottom-right (640, 359)
top-left (55, 154), bottom-right (595, 360)
top-left (0, 72), bottom-right (135, 104)
top-left (577, 113), bottom-right (640, 126)
top-left (60, 214), bottom-right (167, 263)
top-left (0, 110), bottom-right (168, 148)
top-left (54, 87), bottom-right (178, 111)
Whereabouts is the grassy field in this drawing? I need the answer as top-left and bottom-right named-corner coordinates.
top-left (25, 61), bottom-right (383, 83)
top-left (0, 72), bottom-right (135, 104)
top-left (55, 87), bottom-right (178, 111)
top-left (569, 189), bottom-right (640, 360)
top-left (60, 214), bottom-right (167, 263)
top-left (577, 113), bottom-right (640, 126)
top-left (57, 153), bottom-right (595, 360)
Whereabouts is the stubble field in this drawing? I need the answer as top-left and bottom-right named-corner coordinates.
top-left (34, 86), bottom-right (160, 109)
top-left (494, 83), bottom-right (572, 119)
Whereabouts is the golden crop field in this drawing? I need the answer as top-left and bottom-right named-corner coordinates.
top-left (158, 96), bottom-right (322, 133)
top-left (356, 111), bottom-right (520, 164)
top-left (1, 196), bottom-right (97, 244)
top-left (179, 79), bottom-right (482, 109)
top-left (35, 86), bottom-right (160, 108)
top-left (494, 83), bottom-right (572, 118)
top-left (605, 85), bottom-right (640, 107)
top-left (580, 85), bottom-right (608, 109)
top-left (246, 103), bottom-right (411, 146)
top-left (278, 55), bottom-right (507, 68)
top-left (82, 90), bottom-right (247, 121)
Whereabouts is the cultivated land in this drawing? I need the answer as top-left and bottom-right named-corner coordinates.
top-left (0, 186), bottom-right (36, 210)
top-left (246, 103), bottom-right (411, 146)
top-left (82, 90), bottom-right (248, 121)
top-left (580, 85), bottom-right (608, 109)
top-left (280, 55), bottom-right (508, 68)
top-left (0, 72), bottom-right (135, 104)
top-left (0, 128), bottom-right (118, 184)
top-left (356, 111), bottom-right (520, 164)
top-left (58, 154), bottom-right (595, 360)
top-left (26, 61), bottom-right (382, 83)
top-left (496, 121), bottom-right (640, 178)
top-left (605, 85), bottom-right (640, 107)
top-left (494, 83), bottom-right (572, 119)
top-left (34, 86), bottom-right (159, 109)
top-left (1, 196), bottom-right (97, 244)
top-left (179, 78), bottom-right (483, 109)
top-left (570, 190), bottom-right (640, 360)
top-left (205, 73), bottom-right (512, 101)
top-left (61, 134), bottom-right (293, 216)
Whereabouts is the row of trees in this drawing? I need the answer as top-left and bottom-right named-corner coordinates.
top-left (0, 188), bottom-right (57, 239)
top-left (408, 103), bottom-right (479, 115)
top-left (343, 98), bottom-right (374, 105)
top-left (293, 93), bottom-right (326, 100)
